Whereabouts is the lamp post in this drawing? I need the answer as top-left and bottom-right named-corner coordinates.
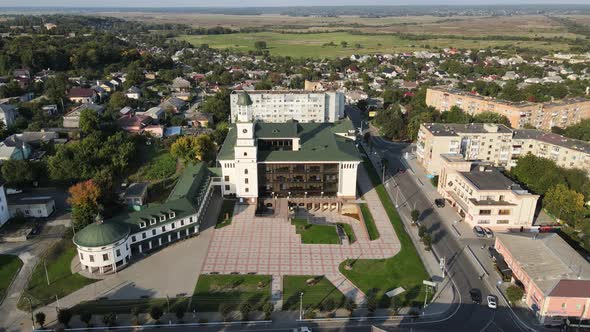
top-left (25, 296), bottom-right (34, 330)
top-left (299, 292), bottom-right (304, 320)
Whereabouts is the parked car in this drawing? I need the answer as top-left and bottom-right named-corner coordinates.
top-left (293, 328), bottom-right (312, 332)
top-left (435, 198), bottom-right (445, 208)
top-left (484, 228), bottom-right (494, 238)
top-left (469, 288), bottom-right (482, 304)
top-left (487, 295), bottom-right (497, 309)
top-left (29, 224), bottom-right (42, 236)
top-left (473, 226), bottom-right (485, 237)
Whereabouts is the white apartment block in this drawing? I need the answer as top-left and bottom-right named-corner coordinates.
top-left (417, 123), bottom-right (590, 176)
top-left (438, 154), bottom-right (539, 230)
top-left (230, 90), bottom-right (344, 124)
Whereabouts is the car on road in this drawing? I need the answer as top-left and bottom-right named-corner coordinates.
top-left (473, 226), bottom-right (485, 237)
top-left (469, 288), bottom-right (482, 304)
top-left (484, 228), bottom-right (493, 238)
top-left (293, 328), bottom-right (312, 332)
top-left (487, 295), bottom-right (497, 309)
top-left (435, 198), bottom-right (445, 208)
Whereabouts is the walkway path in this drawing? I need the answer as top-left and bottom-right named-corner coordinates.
top-left (202, 166), bottom-right (401, 305)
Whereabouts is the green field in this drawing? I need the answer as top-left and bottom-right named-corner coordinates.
top-left (192, 275), bottom-right (271, 311)
top-left (18, 240), bottom-right (96, 311)
top-left (291, 218), bottom-right (340, 244)
top-left (340, 152), bottom-right (430, 308)
top-left (282, 275), bottom-right (345, 311)
top-left (177, 31), bottom-right (571, 58)
top-left (0, 255), bottom-right (23, 303)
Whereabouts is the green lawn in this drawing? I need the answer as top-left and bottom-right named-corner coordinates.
top-left (215, 200), bottom-right (236, 229)
top-left (192, 275), bottom-right (271, 311)
top-left (177, 31), bottom-right (571, 58)
top-left (282, 275), bottom-right (345, 311)
top-left (340, 151), bottom-right (429, 308)
top-left (360, 203), bottom-right (380, 240)
top-left (72, 297), bottom-right (190, 315)
top-left (338, 223), bottom-right (356, 244)
top-left (0, 255), bottom-right (23, 302)
top-left (18, 240), bottom-right (96, 311)
top-left (291, 218), bottom-right (340, 244)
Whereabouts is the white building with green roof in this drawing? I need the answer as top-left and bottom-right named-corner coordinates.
top-left (73, 163), bottom-right (221, 275)
top-left (218, 116), bottom-right (361, 204)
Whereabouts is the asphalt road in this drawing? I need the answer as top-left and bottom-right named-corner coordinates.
top-left (346, 106), bottom-right (531, 332)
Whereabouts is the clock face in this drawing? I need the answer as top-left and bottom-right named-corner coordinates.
top-left (243, 129), bottom-right (248, 133)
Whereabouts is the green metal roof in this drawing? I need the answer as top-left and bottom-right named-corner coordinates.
top-left (331, 119), bottom-right (355, 134)
top-left (218, 120), bottom-right (361, 162)
top-left (73, 221), bottom-right (130, 248)
top-left (236, 92), bottom-right (253, 106)
top-left (255, 121), bottom-right (298, 138)
top-left (167, 163), bottom-right (207, 201)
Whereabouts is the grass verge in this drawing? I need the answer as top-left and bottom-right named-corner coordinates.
top-left (215, 200), bottom-right (236, 229)
top-left (192, 274), bottom-right (271, 311)
top-left (359, 203), bottom-right (380, 240)
top-left (72, 297), bottom-right (190, 315)
top-left (18, 240), bottom-right (96, 311)
top-left (292, 218), bottom-right (340, 244)
top-left (0, 255), bottom-right (23, 303)
top-left (338, 223), bottom-right (356, 244)
top-left (340, 152), bottom-right (429, 308)
top-left (282, 275), bottom-right (345, 311)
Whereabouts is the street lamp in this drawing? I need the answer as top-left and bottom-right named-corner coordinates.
top-left (24, 296), bottom-right (34, 330)
top-left (299, 292), bottom-right (304, 320)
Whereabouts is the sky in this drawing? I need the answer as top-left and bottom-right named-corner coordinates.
top-left (0, 0), bottom-right (587, 7)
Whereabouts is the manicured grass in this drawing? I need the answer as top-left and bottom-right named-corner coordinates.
top-left (0, 255), bottom-right (23, 302)
top-left (177, 31), bottom-right (571, 58)
top-left (192, 275), bottom-right (271, 311)
top-left (72, 297), bottom-right (190, 315)
top-left (291, 218), bottom-right (340, 245)
top-left (215, 200), bottom-right (236, 229)
top-left (282, 275), bottom-right (345, 311)
top-left (338, 223), bottom-right (356, 244)
top-left (340, 152), bottom-right (429, 308)
top-left (18, 240), bottom-right (96, 311)
top-left (360, 203), bottom-right (380, 240)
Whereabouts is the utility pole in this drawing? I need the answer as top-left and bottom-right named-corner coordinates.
top-left (299, 292), bottom-right (304, 320)
top-left (440, 257), bottom-right (446, 278)
top-left (44, 260), bottom-right (50, 285)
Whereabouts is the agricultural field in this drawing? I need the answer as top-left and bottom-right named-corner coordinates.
top-left (177, 31), bottom-right (572, 58)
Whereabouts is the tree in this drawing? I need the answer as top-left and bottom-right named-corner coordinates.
top-left (174, 305), bottom-right (185, 322)
top-left (254, 80), bottom-right (272, 90)
top-left (102, 312), bottom-right (117, 327)
top-left (506, 285), bottom-right (524, 304)
top-left (472, 111), bottom-right (511, 127)
top-left (441, 106), bottom-right (470, 124)
top-left (344, 297), bottom-right (356, 316)
top-left (68, 179), bottom-right (101, 207)
top-left (320, 298), bottom-right (336, 312)
top-left (544, 184), bottom-right (585, 226)
top-left (57, 308), bottom-right (72, 328)
top-left (422, 233), bottom-right (432, 250)
top-left (418, 225), bottom-right (427, 238)
top-left (340, 41), bottom-right (348, 48)
top-left (262, 302), bottom-right (273, 320)
top-left (411, 209), bottom-right (420, 224)
top-left (219, 303), bottom-right (232, 321)
top-left (34, 312), bottom-right (46, 328)
top-left (240, 302), bottom-right (251, 321)
top-left (563, 119), bottom-right (590, 141)
top-left (80, 311), bottom-right (92, 327)
top-left (149, 306), bottom-right (163, 323)
top-left (1, 160), bottom-right (38, 188)
top-left (170, 134), bottom-right (216, 163)
top-left (108, 91), bottom-right (130, 111)
top-left (254, 41), bottom-right (267, 50)
top-left (79, 108), bottom-right (100, 134)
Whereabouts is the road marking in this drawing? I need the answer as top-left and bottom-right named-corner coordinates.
top-left (479, 310), bottom-right (496, 332)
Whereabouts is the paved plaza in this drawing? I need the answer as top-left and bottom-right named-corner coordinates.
top-left (202, 167), bottom-right (401, 304)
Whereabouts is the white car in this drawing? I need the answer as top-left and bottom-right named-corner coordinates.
top-left (293, 328), bottom-right (312, 332)
top-left (487, 295), bottom-right (497, 309)
top-left (484, 228), bottom-right (494, 238)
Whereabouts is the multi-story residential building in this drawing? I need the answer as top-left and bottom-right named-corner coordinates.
top-left (495, 233), bottom-right (590, 326)
top-left (437, 154), bottom-right (539, 230)
top-left (230, 90), bottom-right (345, 124)
top-left (417, 123), bottom-right (590, 175)
top-left (425, 87), bottom-right (590, 130)
top-left (218, 115), bottom-right (360, 206)
top-left (73, 163), bottom-right (220, 275)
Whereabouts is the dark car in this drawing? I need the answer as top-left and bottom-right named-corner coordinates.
top-left (470, 288), bottom-right (482, 304)
top-left (435, 198), bottom-right (445, 208)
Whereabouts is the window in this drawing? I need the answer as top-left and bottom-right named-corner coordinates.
top-left (245, 178), bottom-right (249, 184)
top-left (244, 169), bottom-right (248, 174)
top-left (79, 253), bottom-right (84, 260)
top-left (499, 209), bottom-right (511, 215)
top-left (180, 220), bottom-right (185, 226)
top-left (172, 223), bottom-right (176, 229)
top-left (479, 210), bottom-right (491, 215)
top-left (131, 235), bottom-right (136, 242)
top-left (116, 249), bottom-right (121, 257)
top-left (89, 255), bottom-right (94, 262)
top-left (142, 232), bottom-right (146, 239)
top-left (103, 253), bottom-right (109, 261)
top-left (478, 220), bottom-right (490, 224)
top-left (161, 226), bottom-right (166, 232)
top-left (245, 187), bottom-right (249, 193)
top-left (224, 176), bottom-right (230, 181)
top-left (225, 185), bottom-right (230, 191)
top-left (497, 220), bottom-right (509, 224)
top-left (139, 222), bottom-right (146, 229)
top-left (243, 152), bottom-right (248, 156)
top-left (152, 229), bottom-right (156, 236)
top-left (499, 195), bottom-right (505, 201)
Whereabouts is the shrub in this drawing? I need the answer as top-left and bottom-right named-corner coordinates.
top-left (219, 303), bottom-right (232, 321)
top-left (174, 305), bottom-right (185, 321)
top-left (102, 312), bottom-right (116, 327)
top-left (80, 311), bottom-right (92, 327)
top-left (418, 225), bottom-right (427, 238)
top-left (57, 308), bottom-right (72, 327)
top-left (262, 302), bottom-right (273, 320)
top-left (149, 306), bottom-right (163, 323)
top-left (344, 297), bottom-right (356, 316)
top-left (411, 209), bottom-right (420, 223)
top-left (506, 285), bottom-right (524, 304)
top-left (430, 175), bottom-right (439, 187)
top-left (34, 312), bottom-right (46, 328)
top-left (240, 302), bottom-right (252, 321)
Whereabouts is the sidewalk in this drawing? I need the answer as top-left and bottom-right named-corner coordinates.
top-left (361, 143), bottom-right (456, 317)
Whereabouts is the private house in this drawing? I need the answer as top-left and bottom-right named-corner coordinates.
top-left (63, 103), bottom-right (105, 128)
top-left (73, 163), bottom-right (220, 274)
top-left (137, 107), bottom-right (165, 122)
top-left (7, 194), bottom-right (55, 218)
top-left (0, 182), bottom-right (10, 227)
top-left (126, 86), bottom-right (141, 100)
top-left (218, 115), bottom-right (360, 207)
top-left (142, 125), bottom-right (164, 138)
top-left (123, 182), bottom-right (149, 210)
top-left (0, 104), bottom-right (17, 127)
top-left (160, 97), bottom-right (187, 113)
top-left (187, 112), bottom-right (213, 128)
top-left (68, 87), bottom-right (97, 104)
top-left (172, 77), bottom-right (191, 92)
top-left (437, 154), bottom-right (539, 230)
top-left (495, 233), bottom-right (590, 327)
top-left (117, 114), bottom-right (152, 134)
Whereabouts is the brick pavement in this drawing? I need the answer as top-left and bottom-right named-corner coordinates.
top-left (202, 166), bottom-right (401, 305)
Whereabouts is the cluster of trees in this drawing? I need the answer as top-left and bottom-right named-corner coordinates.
top-left (553, 119), bottom-right (590, 142)
top-left (510, 154), bottom-right (589, 230)
top-left (170, 134), bottom-right (217, 164)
